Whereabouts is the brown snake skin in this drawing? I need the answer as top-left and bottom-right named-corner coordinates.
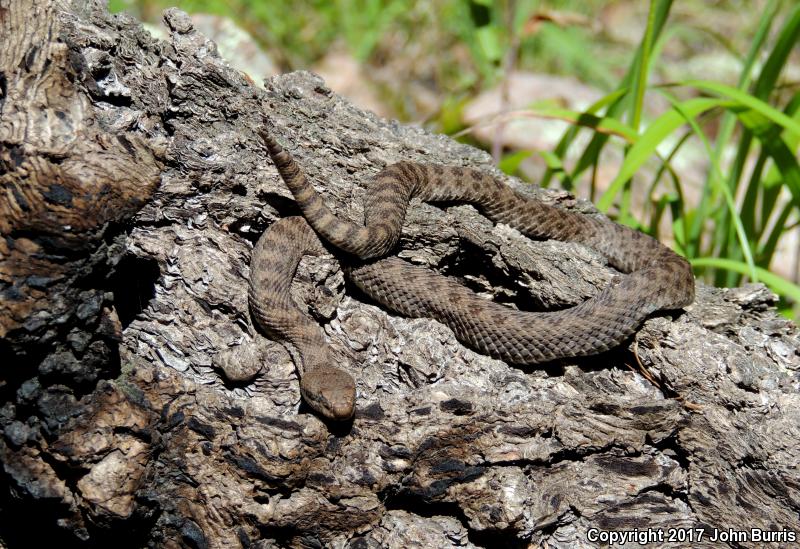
top-left (249, 129), bottom-right (695, 420)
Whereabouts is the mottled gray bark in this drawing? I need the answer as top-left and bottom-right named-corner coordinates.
top-left (1, 1), bottom-right (799, 548)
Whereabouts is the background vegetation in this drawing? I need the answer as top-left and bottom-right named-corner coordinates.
top-left (110, 0), bottom-right (800, 320)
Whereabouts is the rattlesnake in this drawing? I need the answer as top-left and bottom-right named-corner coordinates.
top-left (249, 128), bottom-right (695, 421)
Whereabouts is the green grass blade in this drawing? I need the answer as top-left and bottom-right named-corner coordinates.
top-left (691, 258), bottom-right (800, 303)
top-left (540, 89), bottom-right (629, 188)
top-left (597, 97), bottom-right (725, 211)
top-left (685, 80), bottom-right (800, 137)
top-left (733, 97), bottom-right (800, 210)
top-left (704, 129), bottom-right (753, 281)
top-left (629, 0), bottom-right (665, 132)
top-left (647, 129), bottom-right (692, 242)
top-left (740, 153), bottom-right (768, 238)
top-left (752, 3), bottom-right (800, 100)
top-left (758, 202), bottom-right (794, 268)
top-left (564, 0), bottom-right (673, 187)
top-left (753, 93), bottom-right (800, 266)
top-left (661, 93), bottom-right (758, 281)
top-left (537, 150), bottom-right (570, 188)
top-left (709, 0), bottom-right (779, 159)
top-left (522, 106), bottom-right (639, 142)
top-left (703, 0), bottom-right (780, 270)
top-left (497, 150), bottom-right (533, 176)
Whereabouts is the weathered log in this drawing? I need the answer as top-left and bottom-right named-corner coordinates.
top-left (1, 1), bottom-right (798, 547)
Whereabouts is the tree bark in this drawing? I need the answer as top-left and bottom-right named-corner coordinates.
top-left (1, 1), bottom-right (798, 547)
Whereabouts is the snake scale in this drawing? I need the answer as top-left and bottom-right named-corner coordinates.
top-left (249, 128), bottom-right (695, 421)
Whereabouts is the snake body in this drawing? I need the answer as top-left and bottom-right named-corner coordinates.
top-left (249, 130), bottom-right (695, 420)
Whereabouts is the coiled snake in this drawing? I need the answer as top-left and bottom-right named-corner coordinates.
top-left (249, 128), bottom-right (695, 421)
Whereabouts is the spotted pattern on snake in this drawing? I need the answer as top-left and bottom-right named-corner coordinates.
top-left (249, 128), bottom-right (695, 421)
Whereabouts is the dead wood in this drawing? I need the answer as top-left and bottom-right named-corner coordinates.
top-left (1, 1), bottom-right (798, 547)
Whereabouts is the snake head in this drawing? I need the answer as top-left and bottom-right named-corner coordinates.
top-left (300, 368), bottom-right (356, 421)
